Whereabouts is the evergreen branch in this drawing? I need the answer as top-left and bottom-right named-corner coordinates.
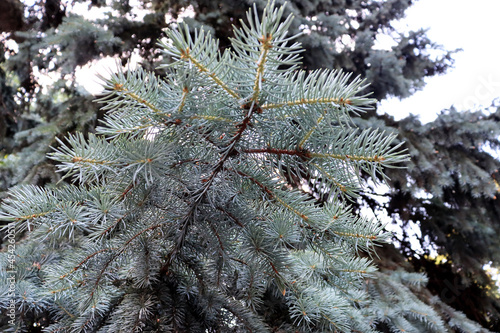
top-left (273, 194), bottom-right (310, 223)
top-left (119, 181), bottom-right (136, 200)
top-left (59, 248), bottom-right (115, 280)
top-left (191, 114), bottom-right (233, 122)
top-left (161, 25), bottom-right (240, 100)
top-left (251, 33), bottom-right (272, 102)
top-left (97, 68), bottom-right (166, 119)
top-left (180, 47), bottom-right (240, 99)
top-left (0, 3), bottom-right (421, 331)
top-left (178, 86), bottom-right (189, 113)
top-left (242, 148), bottom-right (357, 200)
top-left (15, 211), bottom-right (52, 221)
top-left (50, 133), bottom-right (118, 182)
top-left (88, 182), bottom-right (137, 240)
top-left (311, 163), bottom-right (348, 194)
top-left (76, 314), bottom-right (95, 333)
top-left (321, 313), bottom-right (344, 332)
top-left (260, 69), bottom-right (375, 120)
top-left (166, 102), bottom-right (255, 261)
top-left (299, 113), bottom-right (326, 149)
top-left (230, 2), bottom-right (302, 79)
top-left (234, 168), bottom-right (310, 223)
top-left (50, 280), bottom-right (85, 295)
top-left (70, 156), bottom-right (117, 165)
top-left (230, 257), bottom-right (248, 266)
top-left (262, 97), bottom-right (353, 110)
top-left (97, 112), bottom-right (156, 138)
top-left (317, 257), bottom-right (371, 298)
top-left (0, 185), bottom-right (57, 224)
top-left (112, 83), bottom-right (164, 115)
top-left (56, 303), bottom-right (76, 319)
top-left (91, 213), bottom-right (127, 240)
top-left (310, 152), bottom-right (386, 163)
top-left (167, 204), bottom-right (197, 264)
top-left (241, 148), bottom-right (355, 198)
top-left (327, 217), bottom-right (389, 251)
top-left (193, 100), bottom-right (255, 199)
top-left (207, 219), bottom-right (225, 253)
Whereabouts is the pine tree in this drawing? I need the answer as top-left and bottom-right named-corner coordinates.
top-left (0, 3), bottom-right (413, 332)
top-left (357, 106), bottom-right (500, 330)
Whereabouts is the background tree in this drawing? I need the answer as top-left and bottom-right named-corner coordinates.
top-left (364, 105), bottom-right (500, 329)
top-left (1, 0), bottom-right (499, 331)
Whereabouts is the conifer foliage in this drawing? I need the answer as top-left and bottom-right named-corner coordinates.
top-left (0, 3), bottom-right (410, 332)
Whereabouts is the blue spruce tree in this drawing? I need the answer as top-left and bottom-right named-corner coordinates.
top-left (0, 3), bottom-right (412, 332)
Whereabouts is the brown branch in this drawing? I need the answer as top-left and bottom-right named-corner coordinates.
top-left (166, 102), bottom-right (258, 265)
top-left (120, 182), bottom-right (136, 200)
top-left (216, 206), bottom-right (245, 228)
top-left (59, 248), bottom-right (115, 280)
top-left (207, 220), bottom-right (225, 253)
top-left (232, 169), bottom-right (274, 198)
top-left (97, 213), bottom-right (128, 239)
top-left (229, 257), bottom-right (248, 266)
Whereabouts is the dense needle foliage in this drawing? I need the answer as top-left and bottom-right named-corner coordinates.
top-left (0, 3), bottom-right (414, 332)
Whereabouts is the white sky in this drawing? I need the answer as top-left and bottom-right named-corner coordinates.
top-left (379, 0), bottom-right (500, 123)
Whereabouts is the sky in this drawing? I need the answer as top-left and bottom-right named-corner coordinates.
top-left (378, 0), bottom-right (500, 123)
